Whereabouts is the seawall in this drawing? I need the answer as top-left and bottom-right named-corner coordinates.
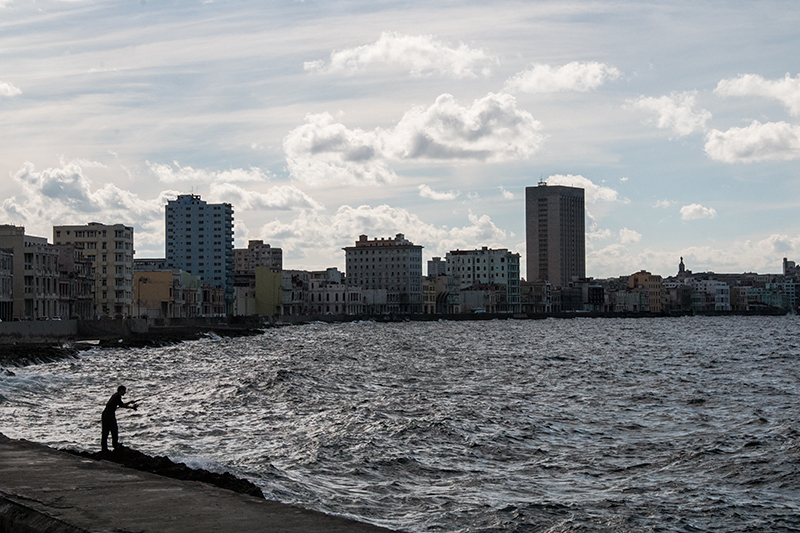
top-left (0, 433), bottom-right (396, 533)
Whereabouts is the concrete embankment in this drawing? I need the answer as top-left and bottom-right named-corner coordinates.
top-left (0, 433), bottom-right (396, 533)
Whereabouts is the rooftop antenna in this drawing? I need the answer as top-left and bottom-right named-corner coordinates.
top-left (538, 173), bottom-right (546, 186)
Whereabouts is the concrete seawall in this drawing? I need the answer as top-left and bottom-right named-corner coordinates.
top-left (0, 433), bottom-right (397, 533)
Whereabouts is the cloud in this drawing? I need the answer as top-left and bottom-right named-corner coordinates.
top-left (284, 93), bottom-right (543, 186)
top-left (619, 228), bottom-right (642, 244)
top-left (504, 61), bottom-right (620, 94)
top-left (283, 112), bottom-right (395, 186)
top-left (629, 91), bottom-right (711, 136)
top-left (653, 199), bottom-right (675, 208)
top-left (588, 233), bottom-right (800, 279)
top-left (209, 182), bottom-right (323, 211)
top-left (3, 161), bottom-right (170, 248)
top-left (258, 204), bottom-right (510, 267)
top-left (149, 161), bottom-right (271, 183)
top-left (680, 203), bottom-right (717, 220)
top-left (418, 184), bottom-right (458, 201)
top-left (0, 81), bottom-right (21, 97)
top-left (545, 174), bottom-right (623, 203)
top-left (715, 73), bottom-right (800, 116)
top-left (704, 120), bottom-right (800, 162)
top-left (304, 32), bottom-right (497, 78)
top-left (499, 186), bottom-right (514, 200)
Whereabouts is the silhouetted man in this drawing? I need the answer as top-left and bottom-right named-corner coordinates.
top-left (101, 385), bottom-right (138, 452)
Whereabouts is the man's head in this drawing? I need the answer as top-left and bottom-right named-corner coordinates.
top-left (118, 385), bottom-right (127, 395)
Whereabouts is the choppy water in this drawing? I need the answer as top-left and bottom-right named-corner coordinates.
top-left (1, 316), bottom-right (800, 532)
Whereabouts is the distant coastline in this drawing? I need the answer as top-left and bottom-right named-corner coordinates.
top-left (0, 309), bottom-right (791, 368)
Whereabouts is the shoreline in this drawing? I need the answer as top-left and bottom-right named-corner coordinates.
top-left (0, 433), bottom-right (397, 532)
top-left (0, 310), bottom-right (791, 368)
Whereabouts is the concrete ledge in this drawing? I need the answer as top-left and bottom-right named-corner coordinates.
top-left (0, 434), bottom-right (397, 533)
top-left (0, 497), bottom-right (88, 533)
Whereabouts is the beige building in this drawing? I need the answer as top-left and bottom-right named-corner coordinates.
top-left (234, 240), bottom-right (282, 274)
top-left (134, 270), bottom-right (201, 319)
top-left (525, 183), bottom-right (585, 287)
top-left (53, 222), bottom-right (134, 317)
top-left (0, 225), bottom-right (60, 320)
top-left (343, 233), bottom-right (423, 314)
top-left (628, 270), bottom-right (663, 312)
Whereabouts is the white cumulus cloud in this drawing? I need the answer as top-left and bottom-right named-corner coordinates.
top-left (629, 91), bottom-right (711, 136)
top-left (619, 228), bottom-right (642, 243)
top-left (499, 186), bottom-right (514, 200)
top-left (653, 199), bottom-right (675, 208)
top-left (418, 184), bottom-right (458, 201)
top-left (258, 204), bottom-right (509, 266)
top-left (545, 174), bottom-right (623, 204)
top-left (304, 32), bottom-right (497, 78)
top-left (3, 161), bottom-right (170, 248)
top-left (0, 81), bottom-right (21, 97)
top-left (715, 73), bottom-right (800, 116)
top-left (209, 182), bottom-right (323, 211)
top-left (149, 161), bottom-right (271, 183)
top-left (680, 203), bottom-right (717, 220)
top-left (284, 92), bottom-right (543, 186)
top-left (504, 61), bottom-right (620, 94)
top-left (704, 120), bottom-right (800, 163)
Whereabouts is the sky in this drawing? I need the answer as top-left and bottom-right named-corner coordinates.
top-left (1, 0), bottom-right (799, 279)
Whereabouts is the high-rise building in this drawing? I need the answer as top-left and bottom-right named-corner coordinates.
top-left (53, 222), bottom-right (134, 317)
top-left (525, 183), bottom-right (585, 287)
top-left (344, 233), bottom-right (423, 314)
top-left (165, 194), bottom-right (234, 310)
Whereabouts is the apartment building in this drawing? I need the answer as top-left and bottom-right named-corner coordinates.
top-left (0, 248), bottom-right (13, 321)
top-left (344, 233), bottom-right (423, 314)
top-left (234, 240), bottom-right (282, 274)
top-left (525, 183), bottom-right (585, 287)
top-left (53, 222), bottom-right (134, 317)
top-left (0, 225), bottom-right (60, 319)
top-left (445, 247), bottom-right (521, 313)
top-left (165, 194), bottom-right (234, 312)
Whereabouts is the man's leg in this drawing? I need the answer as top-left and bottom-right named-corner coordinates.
top-left (110, 418), bottom-right (119, 449)
top-left (101, 420), bottom-right (110, 452)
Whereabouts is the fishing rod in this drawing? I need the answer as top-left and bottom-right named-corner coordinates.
top-left (128, 389), bottom-right (167, 406)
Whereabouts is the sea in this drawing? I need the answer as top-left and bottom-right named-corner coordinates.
top-left (1, 316), bottom-right (799, 532)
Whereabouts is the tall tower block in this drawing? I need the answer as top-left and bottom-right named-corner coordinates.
top-left (525, 183), bottom-right (585, 287)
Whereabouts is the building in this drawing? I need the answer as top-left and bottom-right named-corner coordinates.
top-left (134, 258), bottom-right (168, 271)
top-left (628, 270), bottom-right (663, 313)
top-left (427, 257), bottom-right (447, 277)
top-left (54, 244), bottom-right (94, 319)
top-left (445, 247), bottom-right (521, 313)
top-left (0, 225), bottom-right (60, 320)
top-left (133, 270), bottom-right (201, 319)
top-left (165, 194), bottom-right (235, 313)
top-left (0, 248), bottom-right (13, 321)
top-left (525, 183), bottom-right (585, 287)
top-left (234, 240), bottom-right (282, 274)
top-left (53, 222), bottom-right (135, 317)
top-left (255, 267), bottom-right (283, 317)
top-left (344, 233), bottom-right (423, 314)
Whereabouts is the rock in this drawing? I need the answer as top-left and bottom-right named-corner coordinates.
top-left (68, 445), bottom-right (264, 499)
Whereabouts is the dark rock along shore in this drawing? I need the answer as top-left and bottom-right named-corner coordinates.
top-left (67, 446), bottom-right (265, 499)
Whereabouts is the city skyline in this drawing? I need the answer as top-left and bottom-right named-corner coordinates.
top-left (1, 1), bottom-right (799, 279)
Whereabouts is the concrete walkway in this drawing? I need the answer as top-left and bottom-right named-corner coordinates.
top-left (0, 434), bottom-right (397, 532)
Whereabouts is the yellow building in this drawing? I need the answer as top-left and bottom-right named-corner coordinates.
top-left (255, 267), bottom-right (282, 317)
top-left (628, 270), bottom-right (663, 313)
top-left (134, 270), bottom-right (200, 318)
